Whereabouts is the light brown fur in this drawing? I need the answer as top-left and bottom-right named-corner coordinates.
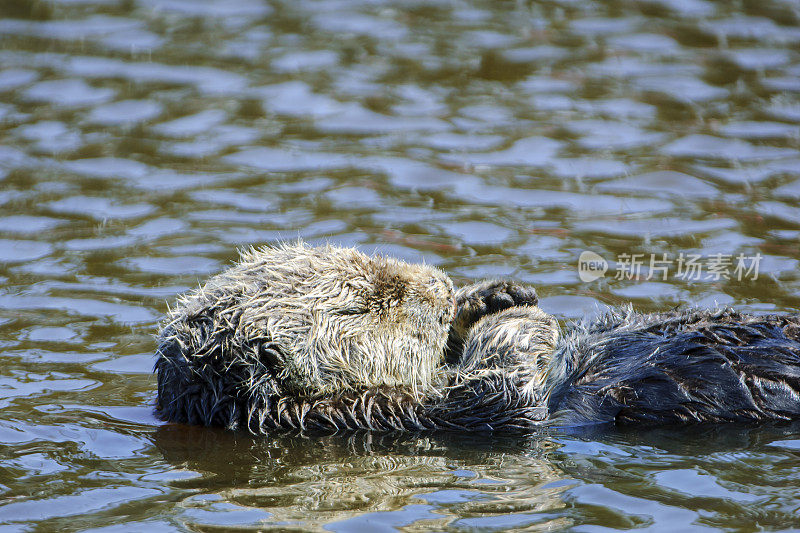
top-left (155, 244), bottom-right (557, 433)
top-left (159, 242), bottom-right (455, 399)
top-left (457, 306), bottom-right (560, 402)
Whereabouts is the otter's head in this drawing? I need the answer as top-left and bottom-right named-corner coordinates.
top-left (234, 243), bottom-right (455, 398)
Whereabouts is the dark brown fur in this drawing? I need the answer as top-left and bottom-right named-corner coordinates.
top-left (546, 307), bottom-right (800, 427)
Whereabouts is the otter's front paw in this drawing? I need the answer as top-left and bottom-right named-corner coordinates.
top-left (455, 306), bottom-right (558, 406)
top-left (445, 280), bottom-right (539, 364)
top-left (454, 279), bottom-right (539, 328)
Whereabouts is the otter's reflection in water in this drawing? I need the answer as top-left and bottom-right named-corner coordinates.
top-left (152, 426), bottom-right (570, 529)
top-left (152, 422), bottom-right (800, 530)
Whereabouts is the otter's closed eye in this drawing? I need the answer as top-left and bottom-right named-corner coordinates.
top-left (334, 307), bottom-right (368, 316)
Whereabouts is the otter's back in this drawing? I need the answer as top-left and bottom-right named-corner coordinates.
top-left (549, 310), bottom-right (800, 427)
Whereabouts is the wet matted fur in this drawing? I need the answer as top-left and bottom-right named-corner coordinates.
top-left (155, 243), bottom-right (546, 434)
top-left (155, 244), bottom-right (800, 434)
top-left (546, 307), bottom-right (800, 427)
top-left (155, 242), bottom-right (459, 430)
top-left (443, 305), bottom-right (800, 430)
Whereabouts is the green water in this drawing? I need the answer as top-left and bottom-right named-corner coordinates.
top-left (1, 0), bottom-right (799, 530)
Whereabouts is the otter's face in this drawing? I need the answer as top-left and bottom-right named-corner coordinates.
top-left (162, 243), bottom-right (459, 407)
top-left (399, 268), bottom-right (456, 332)
top-left (329, 259), bottom-right (456, 397)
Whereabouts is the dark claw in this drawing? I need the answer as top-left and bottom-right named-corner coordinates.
top-left (505, 283), bottom-right (539, 307)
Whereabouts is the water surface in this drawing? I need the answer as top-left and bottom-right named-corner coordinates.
top-left (1, 0), bottom-right (799, 530)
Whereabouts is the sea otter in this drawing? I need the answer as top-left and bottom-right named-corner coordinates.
top-left (154, 243), bottom-right (800, 433)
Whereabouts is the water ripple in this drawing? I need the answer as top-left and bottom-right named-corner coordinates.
top-left (1, 0), bottom-right (799, 530)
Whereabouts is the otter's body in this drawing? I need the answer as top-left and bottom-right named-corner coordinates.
top-left (546, 307), bottom-right (800, 427)
top-left (447, 305), bottom-right (800, 430)
top-left (155, 244), bottom-right (800, 434)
